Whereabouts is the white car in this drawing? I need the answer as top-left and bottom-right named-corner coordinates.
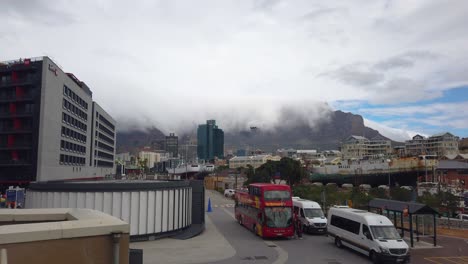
top-left (224, 189), bottom-right (235, 198)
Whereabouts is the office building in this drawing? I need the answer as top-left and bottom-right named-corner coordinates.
top-left (197, 120), bottom-right (224, 161)
top-left (165, 133), bottom-right (178, 158)
top-left (0, 57), bottom-right (115, 187)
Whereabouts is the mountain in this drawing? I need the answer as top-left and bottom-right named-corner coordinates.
top-left (224, 110), bottom-right (385, 151)
top-left (116, 127), bottom-right (165, 154)
top-left (115, 111), bottom-right (388, 153)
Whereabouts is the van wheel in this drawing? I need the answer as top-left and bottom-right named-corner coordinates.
top-left (369, 251), bottom-right (378, 264)
top-left (334, 237), bottom-right (343, 248)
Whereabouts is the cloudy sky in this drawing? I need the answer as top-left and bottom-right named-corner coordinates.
top-left (2, 0), bottom-right (467, 141)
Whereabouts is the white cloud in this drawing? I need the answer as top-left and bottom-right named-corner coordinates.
top-left (2, 0), bottom-right (468, 135)
top-left (363, 118), bottom-right (426, 142)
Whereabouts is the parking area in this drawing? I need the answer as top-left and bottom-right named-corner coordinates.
top-left (410, 235), bottom-right (468, 263)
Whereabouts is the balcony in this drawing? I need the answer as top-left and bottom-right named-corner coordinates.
top-left (0, 128), bottom-right (33, 134)
top-left (0, 144), bottom-right (32, 150)
top-left (0, 95), bottom-right (34, 103)
top-left (0, 111), bottom-right (34, 119)
top-left (0, 76), bottom-right (39, 88)
top-left (0, 160), bottom-right (32, 166)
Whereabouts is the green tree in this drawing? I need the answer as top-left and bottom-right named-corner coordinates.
top-left (390, 188), bottom-right (412, 202)
top-left (369, 188), bottom-right (388, 199)
top-left (350, 187), bottom-right (373, 209)
top-left (417, 191), bottom-right (441, 209)
top-left (441, 191), bottom-right (459, 218)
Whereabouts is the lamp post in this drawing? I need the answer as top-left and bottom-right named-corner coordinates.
top-left (424, 155), bottom-right (428, 182)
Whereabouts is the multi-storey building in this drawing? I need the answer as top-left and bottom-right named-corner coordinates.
top-left (404, 132), bottom-right (459, 157)
top-left (165, 133), bottom-right (178, 158)
top-left (228, 154), bottom-right (281, 169)
top-left (425, 132), bottom-right (459, 157)
top-left (405, 134), bottom-right (426, 156)
top-left (138, 150), bottom-right (160, 169)
top-left (341, 135), bottom-right (392, 160)
top-left (0, 57), bottom-right (115, 188)
top-left (197, 120), bottom-right (224, 161)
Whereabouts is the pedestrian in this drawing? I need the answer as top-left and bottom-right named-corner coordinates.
top-left (295, 215), bottom-right (303, 239)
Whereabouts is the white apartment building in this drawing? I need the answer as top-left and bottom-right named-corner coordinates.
top-left (138, 150), bottom-right (161, 168)
top-left (405, 132), bottom-right (459, 157)
top-left (229, 155), bottom-right (281, 169)
top-left (341, 135), bottom-right (392, 160)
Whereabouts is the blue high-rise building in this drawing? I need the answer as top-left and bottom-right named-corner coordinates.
top-left (197, 120), bottom-right (224, 161)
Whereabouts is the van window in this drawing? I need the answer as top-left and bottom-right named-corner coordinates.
top-left (304, 208), bottom-right (324, 218)
top-left (300, 208), bottom-right (305, 217)
top-left (370, 226), bottom-right (401, 240)
top-left (362, 225), bottom-right (372, 239)
top-left (330, 215), bottom-right (360, 234)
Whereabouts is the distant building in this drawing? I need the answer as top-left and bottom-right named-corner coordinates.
top-left (228, 155), bottom-right (281, 169)
top-left (179, 143), bottom-right (197, 163)
top-left (341, 135), bottom-right (392, 159)
top-left (197, 120), bottom-right (224, 161)
top-left (404, 132), bottom-right (459, 157)
top-left (0, 56), bottom-right (115, 188)
top-left (165, 133), bottom-right (178, 158)
top-left (436, 160), bottom-right (468, 189)
top-left (138, 150), bottom-right (160, 168)
top-left (460, 138), bottom-right (468, 153)
top-left (236, 149), bottom-right (246, 157)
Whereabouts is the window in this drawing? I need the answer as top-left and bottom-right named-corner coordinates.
top-left (330, 215), bottom-right (360, 235)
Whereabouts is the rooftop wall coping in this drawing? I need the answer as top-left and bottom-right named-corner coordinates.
top-left (0, 208), bottom-right (129, 245)
top-left (27, 180), bottom-right (191, 192)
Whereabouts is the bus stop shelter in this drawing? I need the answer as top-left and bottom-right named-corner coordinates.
top-left (368, 198), bottom-right (439, 247)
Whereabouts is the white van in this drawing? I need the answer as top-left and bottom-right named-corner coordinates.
top-left (292, 197), bottom-right (327, 234)
top-left (327, 206), bottom-right (410, 263)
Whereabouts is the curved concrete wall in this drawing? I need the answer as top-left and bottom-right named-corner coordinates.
top-left (26, 181), bottom-right (192, 237)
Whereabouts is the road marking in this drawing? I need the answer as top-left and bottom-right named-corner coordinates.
top-left (221, 207), bottom-right (288, 264)
top-left (425, 257), bottom-right (468, 264)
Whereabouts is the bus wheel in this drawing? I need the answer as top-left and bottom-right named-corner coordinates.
top-left (334, 237), bottom-right (343, 248)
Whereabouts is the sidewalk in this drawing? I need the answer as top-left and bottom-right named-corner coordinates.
top-left (130, 214), bottom-right (236, 264)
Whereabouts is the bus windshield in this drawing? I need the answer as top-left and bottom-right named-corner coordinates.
top-left (304, 208), bottom-right (324, 218)
top-left (264, 190), bottom-right (290, 201)
top-left (265, 207), bottom-right (292, 228)
top-left (370, 226), bottom-right (401, 240)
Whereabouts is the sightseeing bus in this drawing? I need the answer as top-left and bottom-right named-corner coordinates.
top-left (234, 183), bottom-right (294, 238)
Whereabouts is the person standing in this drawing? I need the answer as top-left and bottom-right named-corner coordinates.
top-left (295, 215), bottom-right (303, 239)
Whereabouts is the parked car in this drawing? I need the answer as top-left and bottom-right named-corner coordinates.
top-left (224, 189), bottom-right (235, 198)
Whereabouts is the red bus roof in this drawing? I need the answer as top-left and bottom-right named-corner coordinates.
top-left (248, 183), bottom-right (290, 189)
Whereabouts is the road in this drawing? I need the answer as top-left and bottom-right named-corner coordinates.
top-left (206, 190), bottom-right (372, 264)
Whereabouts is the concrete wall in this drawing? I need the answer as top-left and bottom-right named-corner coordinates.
top-left (26, 181), bottom-right (193, 237)
top-left (2, 234), bottom-right (129, 264)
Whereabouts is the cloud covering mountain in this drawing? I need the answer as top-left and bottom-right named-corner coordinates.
top-left (2, 0), bottom-right (467, 139)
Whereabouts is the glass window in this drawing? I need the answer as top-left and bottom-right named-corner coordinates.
top-left (303, 208), bottom-right (324, 218)
top-left (370, 226), bottom-right (401, 240)
top-left (264, 190), bottom-right (290, 201)
top-left (363, 225), bottom-right (372, 238)
top-left (264, 207), bottom-right (292, 228)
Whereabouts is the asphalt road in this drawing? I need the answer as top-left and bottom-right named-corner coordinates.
top-left (206, 190), bottom-right (373, 264)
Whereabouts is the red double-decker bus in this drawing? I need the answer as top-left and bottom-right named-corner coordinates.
top-left (234, 183), bottom-right (294, 238)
